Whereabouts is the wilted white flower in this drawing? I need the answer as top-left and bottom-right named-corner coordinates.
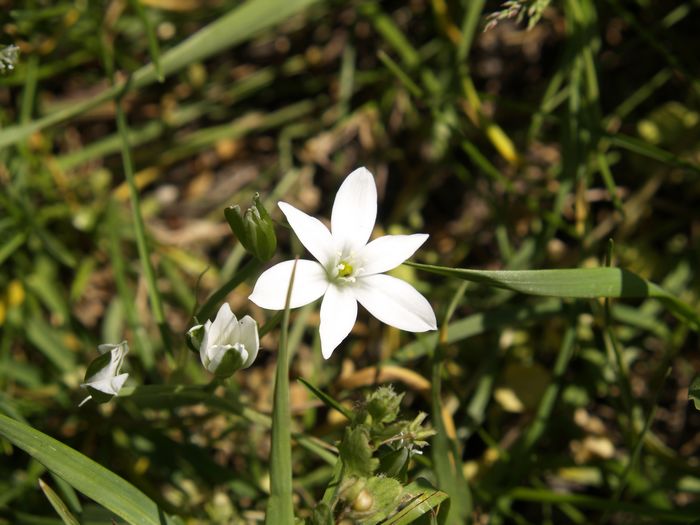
top-left (249, 167), bottom-right (437, 359)
top-left (79, 341), bottom-right (129, 406)
top-left (191, 303), bottom-right (259, 378)
top-left (0, 45), bottom-right (19, 73)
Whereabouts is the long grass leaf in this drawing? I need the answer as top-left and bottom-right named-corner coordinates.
top-left (408, 262), bottom-right (700, 328)
top-left (0, 414), bottom-right (174, 525)
top-left (265, 259), bottom-right (298, 524)
top-left (38, 479), bottom-right (80, 525)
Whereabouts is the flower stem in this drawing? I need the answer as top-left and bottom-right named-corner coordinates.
top-left (265, 259), bottom-right (298, 525)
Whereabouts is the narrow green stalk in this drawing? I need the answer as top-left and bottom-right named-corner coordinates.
top-left (99, 30), bottom-right (172, 353)
top-left (113, 100), bottom-right (172, 353)
top-left (431, 281), bottom-right (472, 524)
top-left (106, 200), bottom-right (154, 369)
top-left (265, 259), bottom-right (298, 525)
top-left (128, 0), bottom-right (163, 81)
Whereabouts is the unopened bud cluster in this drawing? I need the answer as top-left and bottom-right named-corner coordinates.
top-left (225, 193), bottom-right (277, 261)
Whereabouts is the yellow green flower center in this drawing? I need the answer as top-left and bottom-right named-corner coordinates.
top-left (337, 261), bottom-right (354, 278)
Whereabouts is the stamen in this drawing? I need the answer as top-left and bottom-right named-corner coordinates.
top-left (337, 261), bottom-right (354, 278)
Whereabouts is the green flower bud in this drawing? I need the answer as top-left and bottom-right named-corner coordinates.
top-left (186, 323), bottom-right (205, 354)
top-left (365, 386), bottom-right (403, 425)
top-left (225, 193), bottom-right (277, 261)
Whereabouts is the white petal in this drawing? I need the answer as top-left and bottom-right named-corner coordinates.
top-left (249, 260), bottom-right (329, 310)
top-left (199, 319), bottom-right (212, 367)
top-left (319, 285), bottom-right (358, 359)
top-left (97, 343), bottom-right (119, 354)
top-left (199, 320), bottom-right (212, 362)
top-left (354, 274), bottom-right (437, 332)
top-left (279, 201), bottom-right (335, 266)
top-left (359, 234), bottom-right (429, 275)
top-left (238, 315), bottom-right (259, 368)
top-left (331, 167), bottom-right (377, 253)
top-left (84, 372), bottom-right (128, 395)
top-left (110, 373), bottom-right (129, 395)
top-left (208, 303), bottom-right (239, 348)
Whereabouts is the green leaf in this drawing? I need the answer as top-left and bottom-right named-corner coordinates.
top-left (689, 376), bottom-right (700, 410)
top-left (384, 479), bottom-right (450, 525)
top-left (408, 262), bottom-right (700, 329)
top-left (338, 427), bottom-right (378, 478)
top-left (265, 259), bottom-right (298, 525)
top-left (38, 479), bottom-right (80, 525)
top-left (0, 414), bottom-right (174, 525)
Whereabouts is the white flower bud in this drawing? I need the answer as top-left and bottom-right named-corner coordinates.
top-left (197, 304), bottom-right (259, 378)
top-left (79, 341), bottom-right (129, 406)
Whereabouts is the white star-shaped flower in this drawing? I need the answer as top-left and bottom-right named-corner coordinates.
top-left (249, 167), bottom-right (437, 359)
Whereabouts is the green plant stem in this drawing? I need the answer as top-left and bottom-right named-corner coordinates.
top-left (265, 259), bottom-right (298, 525)
top-left (114, 90), bottom-right (172, 353)
top-left (431, 281), bottom-right (472, 524)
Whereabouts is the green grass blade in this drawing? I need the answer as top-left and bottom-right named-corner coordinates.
top-left (38, 479), bottom-right (80, 525)
top-left (297, 377), bottom-right (352, 420)
top-left (510, 324), bottom-right (576, 479)
top-left (0, 414), bottom-right (174, 525)
top-left (0, 0), bottom-right (321, 149)
top-left (265, 259), bottom-right (298, 525)
top-left (408, 262), bottom-right (700, 328)
top-left (507, 486), bottom-right (696, 522)
top-left (431, 282), bottom-right (471, 524)
top-left (606, 133), bottom-right (700, 175)
top-left (24, 317), bottom-right (75, 373)
top-left (128, 0), bottom-right (163, 81)
top-left (396, 298), bottom-right (565, 361)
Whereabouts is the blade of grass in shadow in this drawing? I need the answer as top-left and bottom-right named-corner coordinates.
top-left (407, 262), bottom-right (700, 329)
top-left (0, 414), bottom-right (175, 525)
top-left (596, 152), bottom-right (624, 213)
top-left (507, 322), bottom-right (576, 483)
top-left (111, 79), bottom-right (172, 353)
top-left (38, 479), bottom-right (80, 525)
top-left (48, 473), bottom-right (82, 517)
top-left (605, 133), bottom-right (700, 176)
top-left (106, 200), bottom-right (155, 369)
top-left (128, 0), bottom-right (163, 82)
top-left (395, 298), bottom-right (566, 361)
top-left (508, 486), bottom-right (696, 523)
top-left (265, 258), bottom-right (298, 525)
top-left (431, 281), bottom-right (472, 524)
top-left (0, 0), bottom-right (321, 149)
top-left (601, 241), bottom-right (634, 420)
top-left (298, 377), bottom-right (352, 420)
